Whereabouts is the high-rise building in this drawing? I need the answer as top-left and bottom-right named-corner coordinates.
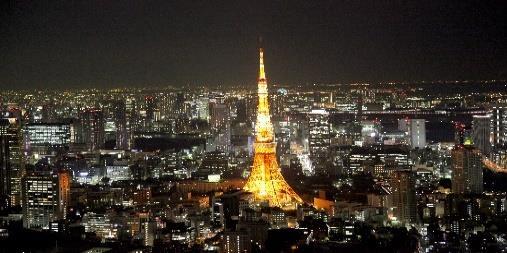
top-left (145, 95), bottom-right (156, 124)
top-left (398, 119), bottom-right (426, 149)
top-left (472, 115), bottom-right (492, 155)
top-left (451, 145), bottom-right (483, 194)
top-left (235, 99), bottom-right (248, 124)
top-left (78, 108), bottom-right (105, 151)
top-left (174, 93), bottom-right (186, 116)
top-left (0, 113), bottom-right (24, 206)
top-left (113, 100), bottom-right (129, 150)
top-left (57, 169), bottom-right (71, 220)
top-left (243, 48), bottom-right (302, 209)
top-left (390, 170), bottom-right (417, 224)
top-left (210, 103), bottom-right (231, 152)
top-left (491, 105), bottom-right (507, 145)
top-left (308, 109), bottom-right (330, 175)
top-left (196, 97), bottom-right (210, 121)
top-left (0, 129), bottom-right (11, 209)
top-left (22, 169), bottom-right (70, 229)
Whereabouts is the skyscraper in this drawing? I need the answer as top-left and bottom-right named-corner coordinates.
top-left (390, 170), bottom-right (417, 224)
top-left (398, 119), bottom-right (426, 149)
top-left (210, 103), bottom-right (231, 153)
top-left (0, 126), bottom-right (11, 209)
top-left (78, 108), bottom-right (105, 151)
top-left (0, 111), bottom-right (24, 207)
top-left (114, 100), bottom-right (129, 150)
top-left (491, 105), bottom-right (507, 146)
top-left (472, 115), bottom-right (491, 155)
top-left (243, 48), bottom-right (302, 209)
top-left (451, 144), bottom-right (483, 194)
top-left (308, 109), bottom-right (331, 175)
top-left (22, 169), bottom-right (70, 229)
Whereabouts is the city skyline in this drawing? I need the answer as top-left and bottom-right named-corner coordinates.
top-left (2, 2), bottom-right (507, 253)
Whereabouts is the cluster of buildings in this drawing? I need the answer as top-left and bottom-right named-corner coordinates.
top-left (0, 51), bottom-right (507, 252)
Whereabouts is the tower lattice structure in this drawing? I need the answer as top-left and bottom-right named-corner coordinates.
top-left (243, 48), bottom-right (303, 209)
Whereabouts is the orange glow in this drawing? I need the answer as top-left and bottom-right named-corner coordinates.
top-left (243, 48), bottom-right (303, 209)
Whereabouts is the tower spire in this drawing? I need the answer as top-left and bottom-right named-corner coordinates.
top-left (244, 47), bottom-right (303, 209)
top-left (259, 48), bottom-right (266, 82)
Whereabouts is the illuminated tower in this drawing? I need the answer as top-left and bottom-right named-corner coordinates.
top-left (243, 48), bottom-right (302, 209)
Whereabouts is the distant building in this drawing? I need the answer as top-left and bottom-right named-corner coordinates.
top-left (195, 97), bottom-right (210, 121)
top-left (451, 144), bottom-right (483, 194)
top-left (308, 109), bottom-right (330, 175)
top-left (347, 145), bottom-right (409, 176)
top-left (235, 99), bottom-right (248, 123)
top-left (105, 159), bottom-right (131, 182)
top-left (491, 105), bottom-right (507, 145)
top-left (398, 119), bottom-right (426, 149)
top-left (0, 116), bottom-right (23, 207)
top-left (195, 151), bottom-right (228, 179)
top-left (24, 123), bottom-right (72, 157)
top-left (210, 103), bottom-right (231, 152)
top-left (113, 100), bottom-right (129, 150)
top-left (78, 109), bottom-right (105, 151)
top-left (472, 115), bottom-right (491, 154)
top-left (81, 212), bottom-right (118, 240)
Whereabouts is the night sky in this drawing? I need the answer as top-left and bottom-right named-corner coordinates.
top-left (1, 1), bottom-right (506, 89)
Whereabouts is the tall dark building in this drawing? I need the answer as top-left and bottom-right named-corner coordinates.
top-left (308, 109), bottom-right (330, 175)
top-left (114, 100), bottom-right (129, 150)
top-left (472, 115), bottom-right (491, 155)
top-left (390, 170), bottom-right (417, 224)
top-left (451, 144), bottom-right (483, 194)
top-left (174, 93), bottom-right (185, 116)
top-left (78, 109), bottom-right (105, 151)
top-left (0, 110), bottom-right (24, 207)
top-left (210, 102), bottom-right (231, 152)
top-left (235, 99), bottom-right (248, 123)
top-left (0, 128), bottom-right (11, 209)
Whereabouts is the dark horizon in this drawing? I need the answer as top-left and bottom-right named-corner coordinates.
top-left (1, 0), bottom-right (507, 89)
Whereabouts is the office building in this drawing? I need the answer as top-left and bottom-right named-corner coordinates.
top-left (308, 109), bottom-right (331, 175)
top-left (0, 116), bottom-right (23, 206)
top-left (210, 103), bottom-right (231, 152)
top-left (113, 100), bottom-right (129, 150)
top-left (78, 109), bottom-right (105, 151)
top-left (472, 115), bottom-right (492, 155)
top-left (451, 144), bottom-right (483, 194)
top-left (195, 151), bottom-right (228, 180)
top-left (24, 123), bottom-right (72, 157)
top-left (221, 230), bottom-right (251, 253)
top-left (22, 170), bottom-right (70, 229)
top-left (491, 105), bottom-right (507, 145)
top-left (398, 119), bottom-right (426, 149)
top-left (390, 170), bottom-right (417, 224)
